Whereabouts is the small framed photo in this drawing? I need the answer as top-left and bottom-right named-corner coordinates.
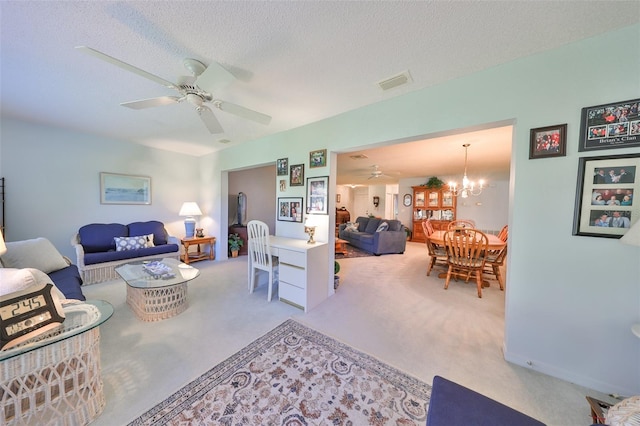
top-left (290, 164), bottom-right (305, 186)
top-left (307, 176), bottom-right (329, 215)
top-left (100, 172), bottom-right (151, 205)
top-left (336, 194), bottom-right (341, 203)
top-left (579, 98), bottom-right (640, 152)
top-left (309, 149), bottom-right (327, 168)
top-left (572, 153), bottom-right (639, 238)
top-left (277, 158), bottom-right (288, 175)
top-left (277, 197), bottom-right (303, 222)
top-left (279, 179), bottom-right (286, 192)
top-left (529, 124), bottom-right (567, 159)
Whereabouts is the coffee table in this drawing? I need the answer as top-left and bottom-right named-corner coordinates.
top-left (335, 238), bottom-right (349, 255)
top-left (115, 258), bottom-right (199, 322)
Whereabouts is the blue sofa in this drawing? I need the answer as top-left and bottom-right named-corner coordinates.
top-left (1, 237), bottom-right (85, 300)
top-left (338, 216), bottom-right (407, 255)
top-left (72, 220), bottom-right (179, 284)
top-left (426, 375), bottom-right (546, 426)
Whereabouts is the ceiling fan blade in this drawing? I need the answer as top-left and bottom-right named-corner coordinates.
top-left (214, 100), bottom-right (271, 125)
top-left (75, 46), bottom-right (177, 89)
top-left (197, 106), bottom-right (224, 134)
top-left (121, 96), bottom-right (180, 109)
top-left (195, 61), bottom-right (236, 93)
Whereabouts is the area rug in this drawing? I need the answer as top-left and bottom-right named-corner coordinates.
top-left (128, 319), bottom-right (431, 425)
top-left (335, 244), bottom-right (375, 259)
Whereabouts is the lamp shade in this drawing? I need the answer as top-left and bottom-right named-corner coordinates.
top-left (620, 219), bottom-right (640, 246)
top-left (0, 228), bottom-right (6, 256)
top-left (179, 202), bottom-right (202, 217)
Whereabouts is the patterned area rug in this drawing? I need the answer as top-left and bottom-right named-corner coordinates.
top-left (129, 319), bottom-right (431, 425)
top-left (335, 244), bottom-right (374, 259)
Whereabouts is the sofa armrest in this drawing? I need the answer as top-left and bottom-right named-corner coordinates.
top-left (70, 233), bottom-right (86, 269)
top-left (338, 224), bottom-right (347, 232)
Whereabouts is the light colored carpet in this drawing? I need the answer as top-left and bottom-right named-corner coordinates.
top-left (128, 319), bottom-right (431, 425)
top-left (83, 241), bottom-right (605, 426)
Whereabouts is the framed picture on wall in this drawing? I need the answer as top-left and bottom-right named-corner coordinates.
top-left (277, 158), bottom-right (288, 175)
top-left (100, 172), bottom-right (151, 205)
top-left (572, 153), bottom-right (639, 238)
top-left (277, 197), bottom-right (303, 222)
top-left (578, 98), bottom-right (640, 152)
top-left (309, 149), bottom-right (327, 168)
top-left (529, 124), bottom-right (567, 159)
top-left (306, 176), bottom-right (329, 214)
top-left (290, 164), bottom-right (304, 186)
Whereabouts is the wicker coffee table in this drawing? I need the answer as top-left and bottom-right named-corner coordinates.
top-left (115, 258), bottom-right (199, 322)
top-left (0, 300), bottom-right (113, 426)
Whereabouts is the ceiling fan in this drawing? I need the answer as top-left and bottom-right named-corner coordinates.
top-left (367, 164), bottom-right (394, 180)
top-left (75, 46), bottom-right (272, 134)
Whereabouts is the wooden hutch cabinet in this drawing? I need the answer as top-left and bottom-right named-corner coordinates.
top-left (411, 185), bottom-right (456, 242)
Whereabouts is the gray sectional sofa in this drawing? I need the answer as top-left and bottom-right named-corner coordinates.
top-left (338, 216), bottom-right (407, 255)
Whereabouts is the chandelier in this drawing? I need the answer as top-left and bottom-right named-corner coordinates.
top-left (449, 143), bottom-right (485, 198)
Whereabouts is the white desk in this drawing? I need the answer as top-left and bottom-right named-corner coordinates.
top-left (268, 236), bottom-right (329, 312)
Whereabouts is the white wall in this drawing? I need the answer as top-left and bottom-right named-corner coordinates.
top-left (201, 25), bottom-right (640, 395)
top-left (0, 118), bottom-right (200, 260)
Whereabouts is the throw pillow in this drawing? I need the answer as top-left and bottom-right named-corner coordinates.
top-left (345, 222), bottom-right (359, 232)
top-left (1, 238), bottom-right (69, 274)
top-left (143, 233), bottom-right (155, 248)
top-left (376, 222), bottom-right (389, 232)
top-left (114, 236), bottom-right (148, 251)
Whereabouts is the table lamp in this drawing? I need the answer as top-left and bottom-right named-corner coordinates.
top-left (179, 202), bottom-right (202, 238)
top-left (0, 228), bottom-right (6, 255)
top-left (304, 215), bottom-right (317, 244)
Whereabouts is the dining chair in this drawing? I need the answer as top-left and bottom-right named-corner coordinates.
top-left (247, 220), bottom-right (278, 301)
top-left (422, 220), bottom-right (447, 276)
top-left (447, 219), bottom-right (476, 230)
top-left (443, 228), bottom-right (488, 298)
top-left (497, 225), bottom-right (508, 242)
top-left (483, 244), bottom-right (507, 290)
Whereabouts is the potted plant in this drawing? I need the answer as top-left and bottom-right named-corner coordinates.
top-left (228, 233), bottom-right (244, 258)
top-left (425, 176), bottom-right (444, 189)
top-left (334, 261), bottom-right (340, 290)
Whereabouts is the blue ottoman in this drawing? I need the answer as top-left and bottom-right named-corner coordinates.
top-left (427, 375), bottom-right (546, 426)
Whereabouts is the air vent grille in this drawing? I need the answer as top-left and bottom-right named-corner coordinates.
top-left (377, 70), bottom-right (413, 91)
top-left (349, 154), bottom-right (369, 160)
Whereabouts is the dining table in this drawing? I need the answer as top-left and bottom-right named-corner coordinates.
top-left (426, 230), bottom-right (507, 284)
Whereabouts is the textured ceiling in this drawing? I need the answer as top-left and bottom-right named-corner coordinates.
top-left (1, 1), bottom-right (639, 182)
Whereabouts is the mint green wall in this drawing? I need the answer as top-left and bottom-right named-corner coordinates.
top-left (206, 25), bottom-right (640, 394)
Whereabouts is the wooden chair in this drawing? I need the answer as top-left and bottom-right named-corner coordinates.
top-left (443, 228), bottom-right (488, 298)
top-left (497, 225), bottom-right (508, 242)
top-left (247, 220), bottom-right (278, 301)
top-left (422, 220), bottom-right (446, 276)
top-left (447, 219), bottom-right (475, 230)
top-left (483, 244), bottom-right (507, 290)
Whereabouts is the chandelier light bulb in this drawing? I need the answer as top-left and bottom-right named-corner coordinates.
top-left (450, 144), bottom-right (486, 198)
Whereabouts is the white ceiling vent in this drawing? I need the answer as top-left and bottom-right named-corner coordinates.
top-left (377, 70), bottom-right (412, 91)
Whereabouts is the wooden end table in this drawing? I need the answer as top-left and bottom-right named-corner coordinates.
top-left (181, 235), bottom-right (216, 264)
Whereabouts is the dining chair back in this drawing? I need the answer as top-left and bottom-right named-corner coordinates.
top-left (497, 225), bottom-right (508, 242)
top-left (443, 228), bottom-right (488, 298)
top-left (447, 220), bottom-right (476, 230)
top-left (483, 244), bottom-right (507, 290)
top-left (422, 220), bottom-right (446, 276)
top-left (247, 220), bottom-right (278, 301)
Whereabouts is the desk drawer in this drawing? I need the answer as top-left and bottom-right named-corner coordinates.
top-left (279, 282), bottom-right (305, 308)
top-left (279, 264), bottom-right (305, 288)
top-left (278, 249), bottom-right (306, 267)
